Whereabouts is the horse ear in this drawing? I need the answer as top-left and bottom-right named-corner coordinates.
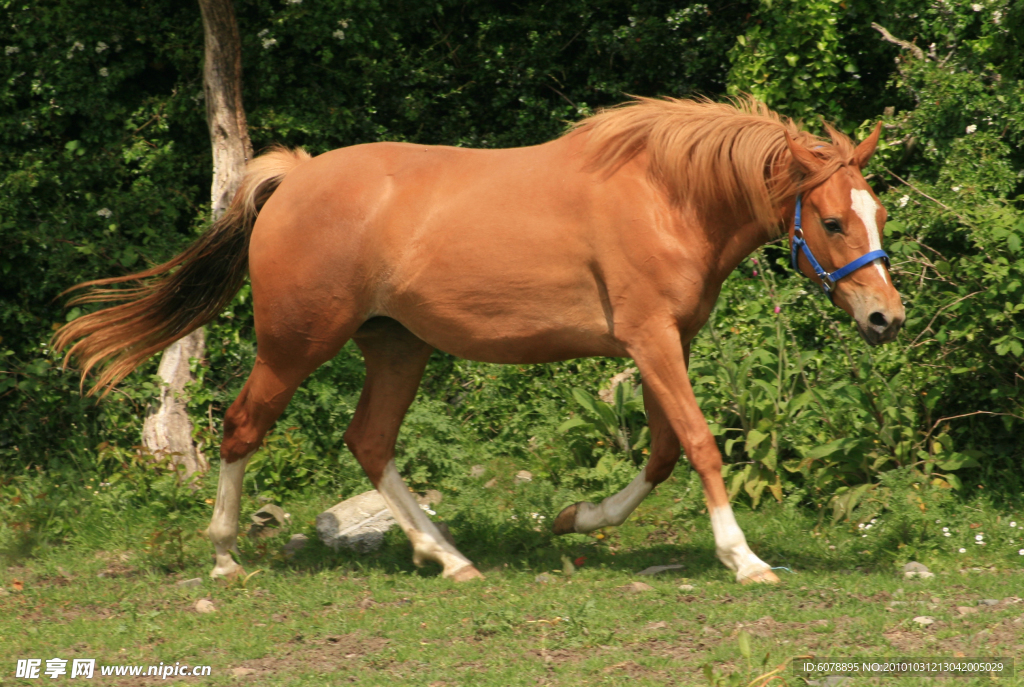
top-left (853, 122), bottom-right (883, 169)
top-left (785, 131), bottom-right (822, 174)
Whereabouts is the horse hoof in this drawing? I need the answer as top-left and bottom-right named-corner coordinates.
top-left (210, 564), bottom-right (246, 582)
top-left (552, 503), bottom-right (579, 535)
top-left (738, 568), bottom-right (780, 585)
top-left (449, 565), bottom-right (484, 582)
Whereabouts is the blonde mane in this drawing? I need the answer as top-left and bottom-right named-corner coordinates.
top-left (571, 96), bottom-right (856, 234)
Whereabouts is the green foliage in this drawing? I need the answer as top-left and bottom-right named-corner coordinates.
top-left (1, 0), bottom-right (1023, 532)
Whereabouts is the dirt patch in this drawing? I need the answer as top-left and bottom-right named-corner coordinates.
top-left (103, 633), bottom-right (389, 686)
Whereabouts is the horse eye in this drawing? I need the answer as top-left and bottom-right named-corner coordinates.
top-left (823, 218), bottom-right (842, 234)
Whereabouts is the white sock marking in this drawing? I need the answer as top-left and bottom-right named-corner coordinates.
top-left (574, 470), bottom-right (653, 532)
top-left (850, 188), bottom-right (888, 283)
top-left (709, 506), bottom-right (770, 582)
top-left (376, 460), bottom-right (473, 577)
top-left (208, 455), bottom-right (251, 578)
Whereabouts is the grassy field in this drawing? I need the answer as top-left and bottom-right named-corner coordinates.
top-left (2, 469), bottom-right (1023, 686)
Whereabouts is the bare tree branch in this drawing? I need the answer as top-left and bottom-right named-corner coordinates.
top-left (871, 22), bottom-right (925, 60)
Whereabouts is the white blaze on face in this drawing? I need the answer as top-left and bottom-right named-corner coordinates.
top-left (850, 188), bottom-right (889, 283)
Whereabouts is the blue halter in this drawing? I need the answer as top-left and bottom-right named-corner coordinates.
top-left (790, 193), bottom-right (890, 300)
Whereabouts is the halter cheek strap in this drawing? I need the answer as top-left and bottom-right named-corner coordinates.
top-left (790, 193), bottom-right (890, 301)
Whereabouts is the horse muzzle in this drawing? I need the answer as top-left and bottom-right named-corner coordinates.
top-left (856, 306), bottom-right (905, 346)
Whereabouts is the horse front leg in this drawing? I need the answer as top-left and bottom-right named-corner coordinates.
top-left (628, 327), bottom-right (777, 584)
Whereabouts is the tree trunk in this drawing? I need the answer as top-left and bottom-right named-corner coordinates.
top-left (141, 0), bottom-right (252, 477)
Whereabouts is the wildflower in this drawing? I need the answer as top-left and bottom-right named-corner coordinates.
top-left (971, 3), bottom-right (982, 10)
top-left (99, 68), bottom-right (109, 77)
top-left (858, 523), bottom-right (866, 530)
top-left (262, 37), bottom-right (278, 49)
top-left (865, 524), bottom-right (872, 530)
top-left (975, 534), bottom-right (983, 541)
top-left (95, 42), bottom-right (108, 53)
top-left (871, 519), bottom-right (878, 524)
top-left (942, 527), bottom-right (949, 532)
top-left (959, 548), bottom-right (966, 553)
top-left (898, 195), bottom-right (909, 208)
top-left (5, 46), bottom-right (19, 55)
top-left (994, 10), bottom-right (1002, 23)
top-left (934, 519), bottom-right (940, 524)
top-left (751, 258), bottom-right (759, 265)
top-left (773, 305), bottom-right (781, 314)
top-left (333, 30), bottom-right (345, 39)
top-left (1019, 549), bottom-right (1024, 555)
top-left (952, 186), bottom-right (961, 192)
top-left (966, 124), bottom-right (977, 134)
top-left (753, 270), bottom-right (758, 276)
top-left (96, 208), bottom-right (112, 218)
top-left (1011, 522), bottom-right (1017, 528)
top-left (944, 532), bottom-right (951, 537)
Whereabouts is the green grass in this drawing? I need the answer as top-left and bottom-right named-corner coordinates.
top-left (2, 470), bottom-right (1023, 686)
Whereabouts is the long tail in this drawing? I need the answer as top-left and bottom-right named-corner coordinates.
top-left (54, 145), bottom-right (312, 395)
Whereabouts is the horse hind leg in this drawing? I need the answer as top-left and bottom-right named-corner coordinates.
top-left (345, 319), bottom-right (483, 581)
top-left (208, 340), bottom-right (342, 579)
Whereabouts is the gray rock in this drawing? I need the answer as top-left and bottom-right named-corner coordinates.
top-left (195, 598), bottom-right (216, 614)
top-left (283, 534), bottom-right (309, 558)
top-left (316, 491), bottom-right (396, 553)
top-left (678, 584), bottom-right (696, 592)
top-left (469, 465), bottom-right (487, 479)
top-left (251, 504), bottom-right (287, 528)
top-left (638, 564), bottom-right (685, 576)
top-left (535, 573), bottom-right (554, 584)
top-left (176, 577), bottom-right (203, 589)
top-left (905, 570), bottom-right (935, 579)
top-left (514, 470), bottom-right (533, 484)
top-left (978, 598), bottom-right (1000, 606)
top-left (903, 561), bottom-right (929, 574)
top-left (912, 616), bottom-right (934, 626)
top-left (621, 581), bottom-right (654, 593)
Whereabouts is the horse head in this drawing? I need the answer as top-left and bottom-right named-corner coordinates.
top-left (785, 124), bottom-right (905, 345)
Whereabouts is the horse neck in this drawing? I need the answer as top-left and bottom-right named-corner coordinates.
top-left (688, 209), bottom-right (777, 286)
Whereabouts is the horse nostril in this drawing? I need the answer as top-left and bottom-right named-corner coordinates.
top-left (869, 312), bottom-right (888, 328)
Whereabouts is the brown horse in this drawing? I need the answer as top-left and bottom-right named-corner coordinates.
top-left (56, 97), bottom-right (904, 584)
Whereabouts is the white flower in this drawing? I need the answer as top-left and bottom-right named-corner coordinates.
top-left (959, 548), bottom-right (966, 553)
top-left (286, 0), bottom-right (302, 3)
top-left (866, 524), bottom-right (872, 530)
top-left (99, 68), bottom-right (109, 77)
top-left (262, 37), bottom-right (278, 49)
top-left (1010, 522), bottom-right (1017, 528)
top-left (898, 195), bottom-right (909, 208)
top-left (975, 534), bottom-right (984, 541)
top-left (944, 532), bottom-right (951, 537)
top-left (858, 523), bottom-right (866, 530)
top-left (97, 208), bottom-right (112, 218)
top-left (871, 519), bottom-right (878, 524)
top-left (971, 3), bottom-right (983, 10)
top-left (934, 519), bottom-right (940, 524)
top-left (966, 124), bottom-right (977, 134)
top-left (5, 46), bottom-right (19, 55)
top-left (952, 186), bottom-right (961, 192)
top-left (1019, 549), bottom-right (1024, 555)
top-left (942, 527), bottom-right (949, 532)
top-left (95, 42), bottom-right (108, 53)
top-left (994, 10), bottom-right (1002, 23)
top-left (72, 41), bottom-right (84, 51)
top-left (333, 30), bottom-right (345, 40)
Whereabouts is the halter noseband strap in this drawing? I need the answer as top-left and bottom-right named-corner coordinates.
top-left (790, 193), bottom-right (890, 301)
